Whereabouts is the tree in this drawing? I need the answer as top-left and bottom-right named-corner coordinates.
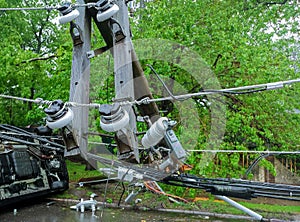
top-left (0, 0), bottom-right (72, 126)
top-left (132, 0), bottom-right (300, 177)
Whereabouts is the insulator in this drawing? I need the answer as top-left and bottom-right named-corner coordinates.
top-left (99, 103), bottom-right (129, 132)
top-left (95, 0), bottom-right (119, 22)
top-left (45, 100), bottom-right (73, 129)
top-left (141, 117), bottom-right (169, 148)
top-left (57, 2), bottom-right (80, 24)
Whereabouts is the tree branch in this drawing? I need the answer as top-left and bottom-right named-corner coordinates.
top-left (212, 54), bottom-right (222, 69)
top-left (16, 55), bottom-right (57, 66)
top-left (244, 0), bottom-right (288, 10)
top-left (257, 0), bottom-right (288, 5)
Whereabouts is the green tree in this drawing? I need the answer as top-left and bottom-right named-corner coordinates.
top-left (132, 0), bottom-right (300, 177)
top-left (0, 0), bottom-right (72, 126)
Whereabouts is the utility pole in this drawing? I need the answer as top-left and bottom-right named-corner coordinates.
top-left (85, 0), bottom-right (159, 121)
top-left (68, 0), bottom-right (91, 161)
top-left (68, 0), bottom-right (160, 163)
top-left (111, 0), bottom-right (139, 161)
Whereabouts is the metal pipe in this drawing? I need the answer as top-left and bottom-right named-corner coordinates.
top-left (215, 195), bottom-right (263, 221)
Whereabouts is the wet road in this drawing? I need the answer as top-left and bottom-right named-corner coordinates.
top-left (0, 200), bottom-right (245, 222)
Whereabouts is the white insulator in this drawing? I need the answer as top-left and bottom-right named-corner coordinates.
top-left (58, 9), bottom-right (80, 24)
top-left (46, 108), bottom-right (74, 129)
top-left (141, 117), bottom-right (168, 148)
top-left (96, 4), bottom-right (119, 22)
top-left (100, 109), bottom-right (129, 132)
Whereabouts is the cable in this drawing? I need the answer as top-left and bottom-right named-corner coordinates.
top-left (245, 153), bottom-right (271, 177)
top-left (144, 181), bottom-right (189, 203)
top-left (0, 94), bottom-right (52, 105)
top-left (0, 3), bottom-right (97, 12)
top-left (163, 174), bottom-right (300, 201)
top-left (1, 78), bottom-right (300, 109)
top-left (100, 152), bottom-right (116, 220)
top-left (134, 78), bottom-right (300, 105)
top-left (0, 93), bottom-right (101, 109)
top-left (0, 6), bottom-right (58, 11)
top-left (186, 149), bottom-right (300, 155)
top-left (146, 64), bottom-right (186, 101)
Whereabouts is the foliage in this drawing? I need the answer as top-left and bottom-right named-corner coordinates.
top-left (0, 0), bottom-right (72, 126)
top-left (132, 0), bottom-right (300, 178)
top-left (1, 0), bottom-right (299, 181)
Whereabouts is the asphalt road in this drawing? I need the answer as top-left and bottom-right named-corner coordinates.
top-left (0, 200), bottom-right (243, 222)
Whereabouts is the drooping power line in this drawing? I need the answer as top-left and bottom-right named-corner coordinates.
top-left (0, 3), bottom-right (97, 12)
top-left (1, 78), bottom-right (300, 108)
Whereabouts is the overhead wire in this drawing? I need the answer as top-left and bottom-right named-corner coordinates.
top-left (164, 173), bottom-right (300, 201)
top-left (134, 78), bottom-right (300, 105)
top-left (0, 3), bottom-right (98, 12)
top-left (1, 78), bottom-right (300, 109)
top-left (100, 151), bottom-right (116, 220)
top-left (146, 64), bottom-right (186, 101)
top-left (186, 149), bottom-right (300, 154)
top-left (0, 94), bottom-right (52, 105)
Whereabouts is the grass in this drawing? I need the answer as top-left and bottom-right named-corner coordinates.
top-left (240, 201), bottom-right (300, 214)
top-left (53, 160), bottom-right (300, 220)
top-left (191, 198), bottom-right (300, 220)
top-left (66, 159), bottom-right (103, 182)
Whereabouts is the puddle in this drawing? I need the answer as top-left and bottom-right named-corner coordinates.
top-left (0, 200), bottom-right (246, 222)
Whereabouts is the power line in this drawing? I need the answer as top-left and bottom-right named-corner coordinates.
top-left (1, 78), bottom-right (300, 108)
top-left (187, 150), bottom-right (300, 155)
top-left (0, 6), bottom-right (58, 11)
top-left (134, 78), bottom-right (300, 105)
top-left (0, 94), bottom-right (52, 105)
top-left (0, 3), bottom-right (97, 12)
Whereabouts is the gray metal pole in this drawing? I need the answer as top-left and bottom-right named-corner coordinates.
top-left (215, 195), bottom-right (263, 221)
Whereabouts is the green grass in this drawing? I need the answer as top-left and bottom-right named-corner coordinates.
top-left (66, 160), bottom-right (103, 182)
top-left (240, 201), bottom-right (300, 214)
top-left (192, 198), bottom-right (300, 219)
top-left (52, 192), bottom-right (78, 200)
top-left (60, 160), bottom-right (299, 220)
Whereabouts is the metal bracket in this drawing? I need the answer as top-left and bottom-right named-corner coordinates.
top-left (86, 45), bottom-right (109, 59)
top-left (158, 127), bottom-right (187, 172)
top-left (70, 21), bottom-right (84, 46)
top-left (117, 166), bottom-right (143, 182)
top-left (112, 96), bottom-right (134, 103)
top-left (110, 18), bottom-right (126, 43)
